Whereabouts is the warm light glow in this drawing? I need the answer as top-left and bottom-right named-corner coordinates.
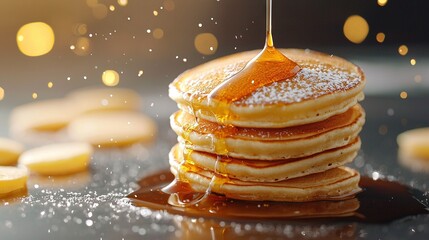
top-left (17, 22), bottom-right (55, 57)
top-left (73, 24), bottom-right (88, 36)
top-left (414, 75), bottom-right (422, 83)
top-left (153, 28), bottom-right (164, 39)
top-left (343, 15), bottom-right (369, 44)
top-left (378, 125), bottom-right (388, 135)
top-left (376, 32), bottom-right (385, 43)
top-left (153, 10), bottom-right (159, 16)
top-left (377, 0), bottom-right (388, 7)
top-left (398, 45), bottom-right (408, 56)
top-left (73, 37), bottom-right (91, 56)
top-left (410, 58), bottom-right (416, 65)
top-left (86, 0), bottom-right (98, 7)
top-left (163, 0), bottom-right (175, 11)
top-left (102, 70), bottom-right (120, 87)
top-left (138, 70), bottom-right (144, 77)
top-left (400, 91), bottom-right (408, 99)
top-left (32, 93), bottom-right (38, 99)
top-left (48, 82), bottom-right (53, 88)
top-left (117, 0), bottom-right (128, 6)
top-left (194, 33), bottom-right (218, 55)
top-left (109, 5), bottom-right (115, 11)
top-left (0, 87), bottom-right (4, 101)
top-left (92, 4), bottom-right (108, 19)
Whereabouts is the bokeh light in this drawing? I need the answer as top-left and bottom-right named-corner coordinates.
top-left (86, 0), bottom-right (98, 7)
top-left (73, 37), bottom-right (91, 56)
top-left (163, 0), bottom-right (175, 11)
top-left (48, 82), bottom-right (53, 88)
top-left (117, 0), bottom-right (128, 7)
top-left (102, 70), bottom-right (120, 87)
top-left (92, 4), bottom-right (108, 19)
top-left (414, 75), bottom-right (422, 83)
top-left (194, 33), bottom-right (218, 55)
top-left (73, 24), bottom-right (88, 36)
top-left (16, 22), bottom-right (55, 57)
top-left (343, 15), bottom-right (369, 44)
top-left (398, 45), bottom-right (409, 55)
top-left (0, 87), bottom-right (4, 101)
top-left (400, 91), bottom-right (408, 99)
top-left (378, 0), bottom-right (388, 7)
top-left (376, 32), bottom-right (385, 43)
top-left (410, 58), bottom-right (416, 65)
top-left (32, 92), bottom-right (38, 99)
top-left (153, 28), bottom-right (164, 39)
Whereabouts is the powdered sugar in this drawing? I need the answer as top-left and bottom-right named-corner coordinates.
top-left (172, 50), bottom-right (363, 106)
top-left (237, 64), bottom-right (362, 105)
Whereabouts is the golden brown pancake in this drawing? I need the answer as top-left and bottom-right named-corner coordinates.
top-left (169, 49), bottom-right (365, 128)
top-left (68, 111), bottom-right (157, 147)
top-left (10, 99), bottom-right (77, 132)
top-left (67, 87), bottom-right (142, 114)
top-left (171, 137), bottom-right (360, 182)
top-left (171, 104), bottom-right (365, 160)
top-left (0, 138), bottom-right (24, 166)
top-left (169, 154), bottom-right (361, 202)
top-left (397, 127), bottom-right (429, 160)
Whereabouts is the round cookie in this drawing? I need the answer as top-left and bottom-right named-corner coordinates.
top-left (19, 142), bottom-right (92, 175)
top-left (10, 99), bottom-right (77, 132)
top-left (171, 104), bottom-right (365, 160)
top-left (397, 128), bottom-right (429, 173)
top-left (0, 166), bottom-right (28, 197)
top-left (67, 87), bottom-right (142, 114)
top-left (0, 138), bottom-right (24, 166)
top-left (171, 138), bottom-right (360, 182)
top-left (169, 49), bottom-right (365, 128)
top-left (68, 111), bottom-right (157, 147)
top-left (397, 127), bottom-right (429, 160)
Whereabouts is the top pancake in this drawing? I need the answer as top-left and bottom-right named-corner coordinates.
top-left (169, 49), bottom-right (365, 128)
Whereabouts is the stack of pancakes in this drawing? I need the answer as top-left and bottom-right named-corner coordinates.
top-left (168, 49), bottom-right (365, 202)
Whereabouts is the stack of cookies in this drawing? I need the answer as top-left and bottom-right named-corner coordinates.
top-left (168, 49), bottom-right (365, 202)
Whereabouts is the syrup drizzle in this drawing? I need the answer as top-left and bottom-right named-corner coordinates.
top-left (207, 0), bottom-right (300, 122)
top-left (128, 170), bottom-right (429, 222)
top-left (173, 0), bottom-right (301, 207)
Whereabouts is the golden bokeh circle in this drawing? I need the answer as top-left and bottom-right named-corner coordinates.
top-left (194, 33), bottom-right (218, 55)
top-left (343, 15), bottom-right (369, 44)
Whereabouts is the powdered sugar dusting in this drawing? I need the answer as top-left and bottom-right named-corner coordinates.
top-left (172, 49), bottom-right (363, 105)
top-left (237, 63), bottom-right (362, 105)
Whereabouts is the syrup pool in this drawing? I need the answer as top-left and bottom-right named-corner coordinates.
top-left (127, 170), bottom-right (429, 223)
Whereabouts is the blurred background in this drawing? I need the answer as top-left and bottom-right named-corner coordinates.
top-left (0, 0), bottom-right (428, 123)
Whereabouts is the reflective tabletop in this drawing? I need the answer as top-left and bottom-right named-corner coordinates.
top-left (1, 92), bottom-right (429, 240)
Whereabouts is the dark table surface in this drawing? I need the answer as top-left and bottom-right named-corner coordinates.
top-left (1, 59), bottom-right (429, 239)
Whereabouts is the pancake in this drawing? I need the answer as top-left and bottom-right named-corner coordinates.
top-left (170, 154), bottom-right (360, 202)
top-left (68, 111), bottom-right (157, 147)
top-left (169, 49), bottom-right (365, 128)
top-left (19, 142), bottom-right (92, 175)
top-left (397, 127), bottom-right (429, 160)
top-left (171, 104), bottom-right (365, 160)
top-left (0, 138), bottom-right (24, 166)
top-left (10, 98), bottom-right (77, 132)
top-left (0, 166), bottom-right (28, 198)
top-left (171, 137), bottom-right (360, 182)
top-left (67, 87), bottom-right (142, 114)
